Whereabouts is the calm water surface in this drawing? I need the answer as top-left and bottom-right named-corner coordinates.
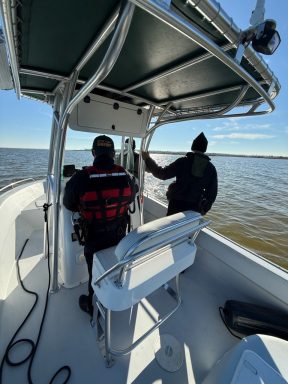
top-left (1, 148), bottom-right (287, 269)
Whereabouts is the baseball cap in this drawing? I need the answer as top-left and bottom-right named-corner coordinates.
top-left (92, 135), bottom-right (115, 156)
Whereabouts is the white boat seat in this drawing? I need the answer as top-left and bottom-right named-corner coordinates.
top-left (92, 210), bottom-right (208, 311)
top-left (202, 334), bottom-right (288, 384)
top-left (91, 210), bottom-right (210, 366)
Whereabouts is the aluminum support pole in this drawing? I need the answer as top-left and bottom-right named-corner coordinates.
top-left (50, 0), bottom-right (135, 292)
top-left (44, 94), bottom-right (61, 261)
top-left (59, 1), bottom-right (135, 120)
top-left (139, 106), bottom-right (154, 224)
top-left (0, 0), bottom-right (21, 97)
top-left (50, 76), bottom-right (78, 292)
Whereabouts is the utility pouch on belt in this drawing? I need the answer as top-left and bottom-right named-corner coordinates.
top-left (72, 218), bottom-right (86, 246)
top-left (222, 300), bottom-right (288, 341)
top-left (166, 181), bottom-right (177, 201)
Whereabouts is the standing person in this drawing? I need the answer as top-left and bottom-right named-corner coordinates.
top-left (141, 132), bottom-right (217, 216)
top-left (116, 138), bottom-right (139, 178)
top-left (63, 135), bottom-right (135, 316)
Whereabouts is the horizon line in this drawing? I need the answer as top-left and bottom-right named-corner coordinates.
top-left (1, 147), bottom-right (287, 159)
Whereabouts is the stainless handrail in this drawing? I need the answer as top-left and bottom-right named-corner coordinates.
top-left (144, 84), bottom-right (249, 145)
top-left (191, 84), bottom-right (249, 115)
top-left (118, 219), bottom-right (209, 285)
top-left (60, 2), bottom-right (135, 119)
top-left (0, 178), bottom-right (37, 194)
top-left (1, 0), bottom-right (280, 118)
top-left (139, 105), bottom-right (155, 224)
top-left (50, 74), bottom-right (79, 292)
top-left (18, 69), bottom-right (171, 112)
top-left (50, 0), bottom-right (135, 292)
top-left (122, 216), bottom-right (204, 260)
top-left (130, 0), bottom-right (276, 113)
top-left (52, 3), bottom-right (122, 96)
top-left (104, 273), bottom-right (182, 365)
top-left (159, 82), bottom-right (263, 108)
top-left (0, 0), bottom-right (21, 98)
top-left (123, 42), bottom-right (234, 93)
top-left (186, 0), bottom-right (280, 93)
top-left (93, 218), bottom-right (210, 288)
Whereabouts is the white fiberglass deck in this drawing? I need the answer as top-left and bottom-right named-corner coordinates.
top-left (1, 185), bottom-right (288, 384)
top-left (0, 227), bottom-right (239, 384)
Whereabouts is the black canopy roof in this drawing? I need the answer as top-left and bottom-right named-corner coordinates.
top-left (2, 0), bottom-right (280, 120)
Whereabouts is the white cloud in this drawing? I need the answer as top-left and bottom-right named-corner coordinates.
top-left (212, 121), bottom-right (271, 132)
top-left (212, 133), bottom-right (274, 140)
top-left (244, 123), bottom-right (271, 130)
top-left (213, 126), bottom-right (227, 132)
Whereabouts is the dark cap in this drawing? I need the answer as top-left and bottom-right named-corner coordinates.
top-left (92, 135), bottom-right (115, 156)
top-left (125, 138), bottom-right (136, 150)
top-left (191, 132), bottom-right (208, 153)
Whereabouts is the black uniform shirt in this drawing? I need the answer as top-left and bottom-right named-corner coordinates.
top-left (145, 152), bottom-right (218, 214)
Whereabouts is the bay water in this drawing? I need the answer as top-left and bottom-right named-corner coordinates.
top-left (1, 148), bottom-right (287, 269)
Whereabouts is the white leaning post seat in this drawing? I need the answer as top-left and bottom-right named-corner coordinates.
top-left (92, 210), bottom-right (210, 366)
top-left (202, 334), bottom-right (288, 384)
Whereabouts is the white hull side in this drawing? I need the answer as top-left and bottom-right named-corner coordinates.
top-left (0, 183), bottom-right (287, 383)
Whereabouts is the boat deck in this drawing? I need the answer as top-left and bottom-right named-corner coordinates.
top-left (0, 228), bottom-right (239, 384)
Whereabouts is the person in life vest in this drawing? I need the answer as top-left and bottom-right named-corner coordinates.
top-left (63, 135), bottom-right (135, 316)
top-left (141, 132), bottom-right (218, 216)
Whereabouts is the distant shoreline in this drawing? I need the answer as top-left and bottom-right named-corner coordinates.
top-left (67, 149), bottom-right (288, 159)
top-left (0, 147), bottom-right (287, 160)
top-left (147, 151), bottom-right (288, 160)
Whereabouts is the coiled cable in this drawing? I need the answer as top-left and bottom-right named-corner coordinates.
top-left (0, 203), bottom-right (71, 383)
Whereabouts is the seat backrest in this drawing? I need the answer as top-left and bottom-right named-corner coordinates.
top-left (92, 212), bottom-right (209, 364)
top-left (93, 210), bottom-right (209, 311)
top-left (115, 210), bottom-right (202, 263)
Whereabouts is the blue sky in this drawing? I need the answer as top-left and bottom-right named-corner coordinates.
top-left (0, 0), bottom-right (287, 156)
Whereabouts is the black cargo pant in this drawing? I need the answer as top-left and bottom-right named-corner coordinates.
top-left (84, 224), bottom-right (126, 305)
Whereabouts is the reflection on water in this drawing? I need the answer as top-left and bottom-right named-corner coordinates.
top-left (1, 148), bottom-right (287, 269)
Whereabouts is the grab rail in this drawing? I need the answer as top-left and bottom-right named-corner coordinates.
top-left (94, 218), bottom-right (210, 288)
top-left (0, 178), bottom-right (36, 194)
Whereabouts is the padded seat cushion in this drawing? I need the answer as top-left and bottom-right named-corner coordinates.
top-left (92, 211), bottom-right (202, 311)
top-left (115, 210), bottom-right (201, 261)
top-left (93, 241), bottom-right (196, 311)
top-left (94, 246), bottom-right (117, 273)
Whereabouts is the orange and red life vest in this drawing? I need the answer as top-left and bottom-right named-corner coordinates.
top-left (79, 164), bottom-right (134, 223)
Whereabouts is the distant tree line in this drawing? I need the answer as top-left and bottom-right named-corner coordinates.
top-left (82, 148), bottom-right (287, 160)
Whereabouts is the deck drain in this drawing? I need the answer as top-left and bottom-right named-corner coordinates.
top-left (154, 334), bottom-right (184, 372)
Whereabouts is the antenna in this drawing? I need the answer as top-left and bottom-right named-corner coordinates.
top-left (250, 0), bottom-right (265, 27)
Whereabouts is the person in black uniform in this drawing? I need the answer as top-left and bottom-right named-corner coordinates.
top-left (63, 135), bottom-right (135, 316)
top-left (141, 132), bottom-right (218, 216)
top-left (116, 138), bottom-right (139, 179)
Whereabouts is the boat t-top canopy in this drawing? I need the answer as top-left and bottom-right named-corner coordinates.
top-left (0, 0), bottom-right (284, 332)
top-left (0, 0), bottom-right (281, 127)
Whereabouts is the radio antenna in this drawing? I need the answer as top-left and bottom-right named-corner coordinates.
top-left (250, 0), bottom-right (265, 27)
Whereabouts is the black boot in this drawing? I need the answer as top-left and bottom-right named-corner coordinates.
top-left (79, 295), bottom-right (93, 317)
